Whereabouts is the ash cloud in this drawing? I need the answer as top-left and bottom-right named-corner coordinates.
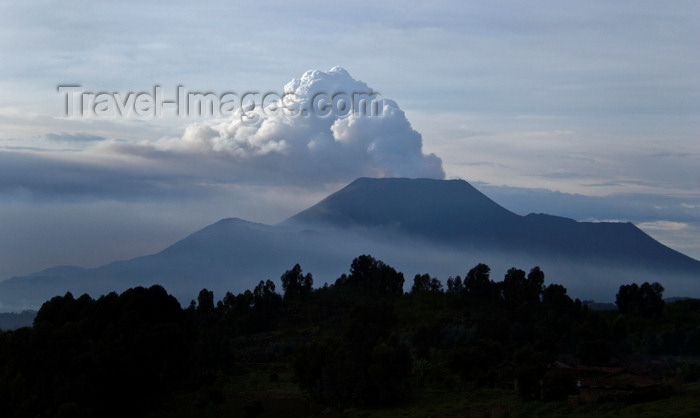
top-left (155, 67), bottom-right (445, 183)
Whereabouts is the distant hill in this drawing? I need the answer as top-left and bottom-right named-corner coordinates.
top-left (0, 310), bottom-right (36, 330)
top-left (1, 177), bottom-right (698, 311)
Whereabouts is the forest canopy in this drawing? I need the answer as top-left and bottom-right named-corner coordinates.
top-left (0, 254), bottom-right (696, 417)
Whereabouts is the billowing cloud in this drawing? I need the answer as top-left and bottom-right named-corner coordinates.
top-left (154, 67), bottom-right (445, 182)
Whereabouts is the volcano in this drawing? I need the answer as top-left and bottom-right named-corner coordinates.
top-left (1, 177), bottom-right (698, 311)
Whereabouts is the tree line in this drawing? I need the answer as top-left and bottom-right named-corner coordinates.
top-left (0, 254), bottom-right (697, 416)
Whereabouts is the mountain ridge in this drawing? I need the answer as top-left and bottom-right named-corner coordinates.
top-left (1, 177), bottom-right (698, 311)
top-left (286, 177), bottom-right (700, 270)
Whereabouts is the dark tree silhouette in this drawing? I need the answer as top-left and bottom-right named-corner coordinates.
top-left (197, 288), bottom-right (215, 318)
top-left (501, 267), bottom-right (527, 307)
top-left (1, 255), bottom-right (691, 415)
top-left (527, 266), bottom-right (545, 300)
top-left (294, 300), bottom-right (409, 406)
top-left (336, 254), bottom-right (405, 295)
top-left (616, 282), bottom-right (665, 318)
top-left (541, 284), bottom-right (574, 314)
top-left (19, 285), bottom-right (191, 417)
top-left (411, 273), bottom-right (443, 294)
top-left (446, 275), bottom-right (464, 293)
top-left (280, 264), bottom-right (313, 300)
top-left (253, 280), bottom-right (281, 308)
top-left (465, 263), bottom-right (492, 298)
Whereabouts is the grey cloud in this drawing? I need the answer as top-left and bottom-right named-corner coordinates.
top-left (538, 172), bottom-right (595, 180)
top-left (45, 132), bottom-right (106, 143)
top-left (0, 150), bottom-right (215, 202)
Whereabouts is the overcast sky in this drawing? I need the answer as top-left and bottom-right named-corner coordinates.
top-left (0, 1), bottom-right (698, 279)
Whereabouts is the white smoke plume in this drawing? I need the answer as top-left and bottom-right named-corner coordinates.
top-left (157, 67), bottom-right (444, 183)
